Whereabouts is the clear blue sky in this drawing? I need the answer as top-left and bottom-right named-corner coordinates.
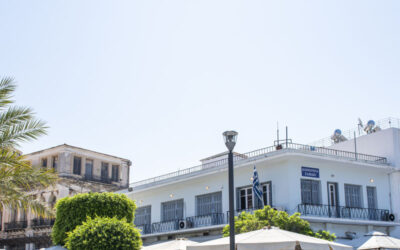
top-left (0, 0), bottom-right (399, 182)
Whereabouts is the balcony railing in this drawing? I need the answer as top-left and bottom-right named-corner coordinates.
top-left (31, 218), bottom-right (55, 228)
top-left (298, 204), bottom-right (391, 222)
top-left (130, 142), bottom-right (388, 190)
top-left (139, 213), bottom-right (225, 235)
top-left (4, 221), bottom-right (28, 231)
top-left (83, 175), bottom-right (113, 184)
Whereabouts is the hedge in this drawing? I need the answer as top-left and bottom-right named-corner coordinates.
top-left (65, 217), bottom-right (142, 250)
top-left (52, 192), bottom-right (136, 246)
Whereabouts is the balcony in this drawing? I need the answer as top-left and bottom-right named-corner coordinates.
top-left (83, 175), bottom-right (113, 184)
top-left (137, 213), bottom-right (225, 235)
top-left (297, 204), bottom-right (391, 222)
top-left (4, 221), bottom-right (28, 231)
top-left (31, 218), bottom-right (55, 228)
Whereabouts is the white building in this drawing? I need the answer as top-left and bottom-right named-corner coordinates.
top-left (126, 118), bottom-right (400, 244)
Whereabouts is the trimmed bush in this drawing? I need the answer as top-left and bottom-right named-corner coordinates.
top-left (52, 192), bottom-right (136, 246)
top-left (65, 217), bottom-right (142, 250)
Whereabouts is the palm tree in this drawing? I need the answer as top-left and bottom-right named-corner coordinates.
top-left (0, 77), bottom-right (57, 217)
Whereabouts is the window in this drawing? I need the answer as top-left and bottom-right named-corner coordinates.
top-left (239, 187), bottom-right (253, 210)
top-left (135, 206), bottom-right (151, 225)
top-left (73, 157), bottom-right (81, 175)
top-left (262, 182), bottom-right (272, 206)
top-left (85, 159), bottom-right (93, 178)
top-left (52, 156), bottom-right (58, 170)
top-left (196, 192), bottom-right (222, 216)
top-left (101, 162), bottom-right (109, 180)
top-left (345, 184), bottom-right (363, 208)
top-left (301, 179), bottom-right (320, 205)
top-left (111, 165), bottom-right (119, 182)
top-left (41, 158), bottom-right (47, 168)
top-left (367, 186), bottom-right (377, 209)
top-left (161, 199), bottom-right (183, 221)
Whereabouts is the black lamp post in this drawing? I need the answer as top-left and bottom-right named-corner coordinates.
top-left (223, 130), bottom-right (238, 250)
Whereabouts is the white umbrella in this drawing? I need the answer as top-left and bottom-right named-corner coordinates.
top-left (351, 231), bottom-right (400, 250)
top-left (142, 238), bottom-right (198, 250)
top-left (187, 227), bottom-right (352, 250)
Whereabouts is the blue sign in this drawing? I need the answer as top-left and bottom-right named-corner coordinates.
top-left (301, 167), bottom-right (319, 178)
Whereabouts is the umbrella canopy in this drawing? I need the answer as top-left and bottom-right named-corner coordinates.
top-left (143, 238), bottom-right (198, 250)
top-left (351, 231), bottom-right (400, 250)
top-left (187, 227), bottom-right (352, 250)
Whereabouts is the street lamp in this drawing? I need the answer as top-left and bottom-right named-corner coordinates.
top-left (223, 130), bottom-right (238, 250)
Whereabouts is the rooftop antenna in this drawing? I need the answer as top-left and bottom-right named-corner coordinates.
top-left (357, 118), bottom-right (364, 136)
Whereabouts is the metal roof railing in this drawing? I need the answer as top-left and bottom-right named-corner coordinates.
top-left (130, 142), bottom-right (388, 190)
top-left (310, 117), bottom-right (400, 147)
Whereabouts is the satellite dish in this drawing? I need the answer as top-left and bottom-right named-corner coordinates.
top-left (364, 120), bottom-right (381, 134)
top-left (331, 129), bottom-right (347, 143)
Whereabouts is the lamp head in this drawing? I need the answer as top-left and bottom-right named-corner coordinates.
top-left (223, 130), bottom-right (238, 151)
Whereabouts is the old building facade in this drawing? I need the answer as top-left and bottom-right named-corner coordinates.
top-left (0, 144), bottom-right (131, 250)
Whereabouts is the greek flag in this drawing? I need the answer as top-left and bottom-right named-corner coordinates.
top-left (252, 166), bottom-right (264, 206)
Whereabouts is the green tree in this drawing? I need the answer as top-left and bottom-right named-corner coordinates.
top-left (65, 217), bottom-right (142, 250)
top-left (0, 77), bottom-right (57, 217)
top-left (223, 206), bottom-right (336, 241)
top-left (52, 192), bottom-right (136, 246)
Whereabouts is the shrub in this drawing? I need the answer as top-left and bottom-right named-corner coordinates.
top-left (52, 192), bottom-right (136, 246)
top-left (65, 217), bottom-right (142, 250)
top-left (223, 206), bottom-right (336, 241)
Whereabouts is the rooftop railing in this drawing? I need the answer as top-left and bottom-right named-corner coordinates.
top-left (130, 142), bottom-right (388, 190)
top-left (310, 117), bottom-right (400, 147)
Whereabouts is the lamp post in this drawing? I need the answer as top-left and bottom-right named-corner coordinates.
top-left (223, 130), bottom-right (238, 250)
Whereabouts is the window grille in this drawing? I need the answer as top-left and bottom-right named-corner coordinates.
top-left (367, 186), bottom-right (377, 209)
top-left (345, 184), bottom-right (362, 208)
top-left (135, 206), bottom-right (151, 225)
top-left (196, 192), bottom-right (222, 216)
top-left (161, 199), bottom-right (183, 221)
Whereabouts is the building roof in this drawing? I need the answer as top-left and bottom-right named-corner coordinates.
top-left (200, 151), bottom-right (248, 161)
top-left (24, 143), bottom-right (131, 164)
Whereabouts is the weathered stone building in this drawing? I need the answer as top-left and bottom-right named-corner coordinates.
top-left (0, 144), bottom-right (131, 250)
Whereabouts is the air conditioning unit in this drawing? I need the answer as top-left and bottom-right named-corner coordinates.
top-left (178, 220), bottom-right (187, 230)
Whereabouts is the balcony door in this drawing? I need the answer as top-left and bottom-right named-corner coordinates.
top-left (327, 182), bottom-right (339, 217)
top-left (101, 162), bottom-right (109, 181)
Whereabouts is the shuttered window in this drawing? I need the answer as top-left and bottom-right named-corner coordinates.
top-left (73, 157), bottom-right (81, 175)
top-left (345, 184), bottom-right (362, 208)
top-left (161, 199), bottom-right (184, 221)
top-left (111, 165), bottom-right (119, 182)
top-left (301, 179), bottom-right (320, 205)
top-left (135, 206), bottom-right (151, 225)
top-left (196, 192), bottom-right (222, 216)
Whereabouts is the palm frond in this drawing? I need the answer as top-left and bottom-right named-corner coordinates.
top-left (0, 119), bottom-right (48, 148)
top-left (0, 77), bottom-right (16, 109)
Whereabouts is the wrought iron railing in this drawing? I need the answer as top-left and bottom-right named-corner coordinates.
top-left (83, 175), bottom-right (112, 184)
top-left (136, 223), bottom-right (152, 235)
top-left (4, 221), bottom-right (28, 231)
top-left (139, 213), bottom-right (225, 235)
top-left (31, 218), bottom-right (55, 228)
top-left (186, 213), bottom-right (225, 228)
top-left (311, 117), bottom-right (400, 147)
top-left (130, 143), bottom-right (388, 190)
top-left (151, 220), bottom-right (179, 234)
top-left (297, 204), bottom-right (391, 222)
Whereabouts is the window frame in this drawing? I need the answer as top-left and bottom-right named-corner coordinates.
top-left (161, 199), bottom-right (184, 222)
top-left (73, 156), bottom-right (82, 175)
top-left (236, 181), bottom-right (272, 210)
top-left (344, 184), bottom-right (363, 208)
top-left (195, 191), bottom-right (222, 216)
top-left (300, 179), bottom-right (321, 205)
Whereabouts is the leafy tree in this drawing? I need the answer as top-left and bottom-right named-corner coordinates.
top-left (0, 77), bottom-right (57, 217)
top-left (52, 192), bottom-right (136, 246)
top-left (223, 206), bottom-right (336, 241)
top-left (65, 217), bottom-right (142, 250)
